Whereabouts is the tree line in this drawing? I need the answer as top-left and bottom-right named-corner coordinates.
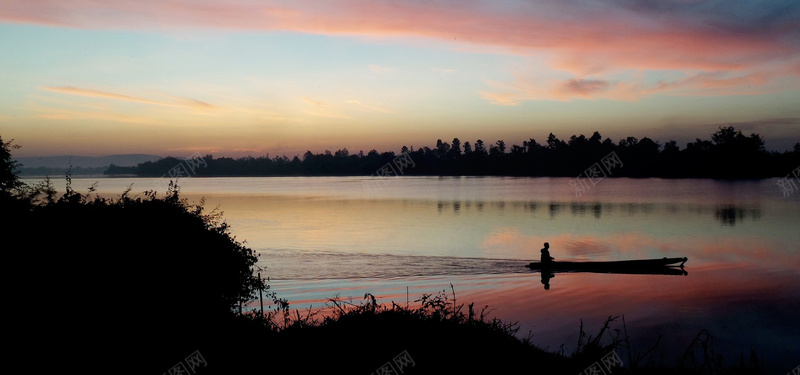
top-left (106, 126), bottom-right (800, 179)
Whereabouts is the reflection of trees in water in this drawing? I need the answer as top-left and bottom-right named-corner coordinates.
top-left (432, 200), bottom-right (761, 225)
top-left (715, 205), bottom-right (761, 226)
top-left (548, 202), bottom-right (560, 218)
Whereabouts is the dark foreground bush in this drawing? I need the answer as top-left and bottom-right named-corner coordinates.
top-left (4, 177), bottom-right (264, 373)
top-left (256, 290), bottom-right (571, 374)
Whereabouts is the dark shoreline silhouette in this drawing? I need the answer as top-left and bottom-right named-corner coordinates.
top-left (104, 126), bottom-right (799, 179)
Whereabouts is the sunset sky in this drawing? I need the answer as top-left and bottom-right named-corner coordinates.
top-left (1, 0), bottom-right (799, 157)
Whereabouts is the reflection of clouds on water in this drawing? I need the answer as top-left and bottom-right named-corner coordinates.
top-left (563, 238), bottom-right (613, 258)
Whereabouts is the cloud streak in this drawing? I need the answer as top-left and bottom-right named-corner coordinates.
top-left (481, 67), bottom-right (795, 104)
top-left (346, 99), bottom-right (392, 114)
top-left (301, 97), bottom-right (350, 119)
top-left (42, 86), bottom-right (218, 111)
top-left (368, 65), bottom-right (392, 73)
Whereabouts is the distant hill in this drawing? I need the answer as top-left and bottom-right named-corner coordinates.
top-left (14, 154), bottom-right (162, 169)
top-left (14, 154), bottom-right (162, 176)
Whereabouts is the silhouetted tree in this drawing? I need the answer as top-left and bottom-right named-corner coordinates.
top-left (463, 141), bottom-right (473, 154)
top-left (0, 136), bottom-right (22, 195)
top-left (451, 138), bottom-right (462, 156)
top-left (489, 143), bottom-right (501, 157)
top-left (335, 148), bottom-right (349, 158)
top-left (546, 133), bottom-right (563, 150)
top-left (664, 140), bottom-right (679, 154)
top-left (619, 136), bottom-right (638, 149)
top-left (474, 139), bottom-right (487, 155)
top-left (523, 138), bottom-right (540, 153)
top-left (589, 131), bottom-right (602, 146)
top-left (437, 140), bottom-right (451, 157)
top-left (495, 140), bottom-right (506, 154)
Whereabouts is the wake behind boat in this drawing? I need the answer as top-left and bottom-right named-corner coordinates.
top-left (526, 257), bottom-right (688, 273)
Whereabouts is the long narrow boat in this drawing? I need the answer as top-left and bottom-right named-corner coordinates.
top-left (526, 257), bottom-right (687, 273)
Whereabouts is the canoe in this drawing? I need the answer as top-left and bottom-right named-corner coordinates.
top-left (526, 257), bottom-right (687, 272)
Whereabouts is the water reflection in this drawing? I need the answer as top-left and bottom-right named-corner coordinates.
top-left (537, 267), bottom-right (688, 291)
top-left (541, 269), bottom-right (555, 290)
top-left (430, 200), bottom-right (761, 226)
top-left (715, 204), bottom-right (761, 226)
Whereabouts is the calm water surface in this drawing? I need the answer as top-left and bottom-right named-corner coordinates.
top-left (29, 176), bottom-right (800, 371)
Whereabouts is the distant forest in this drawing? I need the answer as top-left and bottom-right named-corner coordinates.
top-left (18, 166), bottom-right (107, 176)
top-left (106, 127), bottom-right (800, 179)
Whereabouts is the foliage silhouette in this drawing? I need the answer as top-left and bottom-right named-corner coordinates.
top-left (3, 139), bottom-right (265, 373)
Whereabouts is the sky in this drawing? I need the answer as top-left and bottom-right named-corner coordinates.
top-left (1, 0), bottom-right (799, 158)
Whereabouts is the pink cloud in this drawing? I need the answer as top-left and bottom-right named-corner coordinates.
top-left (4, 1), bottom-right (798, 101)
top-left (3, 1), bottom-right (794, 68)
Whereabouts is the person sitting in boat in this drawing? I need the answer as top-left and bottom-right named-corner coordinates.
top-left (541, 242), bottom-right (554, 263)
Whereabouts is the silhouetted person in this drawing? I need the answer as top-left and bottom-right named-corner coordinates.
top-left (541, 242), bottom-right (554, 263)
